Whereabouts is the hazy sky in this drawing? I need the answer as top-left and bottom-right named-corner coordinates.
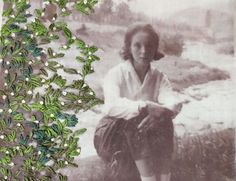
top-left (114, 0), bottom-right (233, 17)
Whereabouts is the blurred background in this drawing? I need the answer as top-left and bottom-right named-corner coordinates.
top-left (1, 0), bottom-right (235, 180)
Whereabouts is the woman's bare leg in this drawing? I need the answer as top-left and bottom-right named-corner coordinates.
top-left (159, 157), bottom-right (172, 181)
top-left (160, 172), bottom-right (171, 181)
top-left (135, 158), bottom-right (157, 181)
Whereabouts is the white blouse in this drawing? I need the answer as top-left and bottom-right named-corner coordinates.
top-left (102, 60), bottom-right (181, 120)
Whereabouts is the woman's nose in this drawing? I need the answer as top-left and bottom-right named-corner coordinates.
top-left (140, 46), bottom-right (146, 55)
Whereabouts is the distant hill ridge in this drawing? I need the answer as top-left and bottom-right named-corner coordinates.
top-left (169, 7), bottom-right (233, 28)
top-left (168, 6), bottom-right (233, 40)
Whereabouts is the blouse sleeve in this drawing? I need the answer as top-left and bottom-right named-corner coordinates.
top-left (158, 74), bottom-right (181, 113)
top-left (102, 66), bottom-right (147, 120)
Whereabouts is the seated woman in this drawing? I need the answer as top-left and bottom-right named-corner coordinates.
top-left (94, 24), bottom-right (183, 181)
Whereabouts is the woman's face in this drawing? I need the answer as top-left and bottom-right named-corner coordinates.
top-left (130, 31), bottom-right (156, 65)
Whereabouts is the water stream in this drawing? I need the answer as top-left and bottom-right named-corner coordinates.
top-left (174, 41), bottom-right (236, 136)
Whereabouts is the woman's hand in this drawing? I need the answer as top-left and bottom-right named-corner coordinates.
top-left (137, 114), bottom-right (168, 132)
top-left (169, 102), bottom-right (183, 119)
top-left (137, 115), bottom-right (156, 131)
top-left (173, 103), bottom-right (183, 114)
top-left (145, 101), bottom-right (173, 118)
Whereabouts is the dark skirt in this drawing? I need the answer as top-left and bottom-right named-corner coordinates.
top-left (94, 111), bottom-right (174, 181)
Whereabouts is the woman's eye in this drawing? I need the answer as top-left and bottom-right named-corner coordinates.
top-left (145, 43), bottom-right (153, 49)
top-left (134, 43), bottom-right (141, 48)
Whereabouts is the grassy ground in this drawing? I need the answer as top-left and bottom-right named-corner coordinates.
top-left (60, 128), bottom-right (235, 181)
top-left (172, 128), bottom-right (235, 181)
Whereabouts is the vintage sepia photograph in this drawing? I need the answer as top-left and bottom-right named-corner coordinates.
top-left (1, 0), bottom-right (235, 181)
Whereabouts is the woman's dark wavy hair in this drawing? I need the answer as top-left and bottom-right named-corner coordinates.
top-left (120, 24), bottom-right (164, 61)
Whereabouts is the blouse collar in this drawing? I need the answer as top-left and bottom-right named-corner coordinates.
top-left (125, 60), bottom-right (154, 86)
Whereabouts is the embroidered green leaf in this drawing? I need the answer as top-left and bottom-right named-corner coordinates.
top-left (74, 128), bottom-right (87, 137)
top-left (63, 68), bottom-right (78, 74)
